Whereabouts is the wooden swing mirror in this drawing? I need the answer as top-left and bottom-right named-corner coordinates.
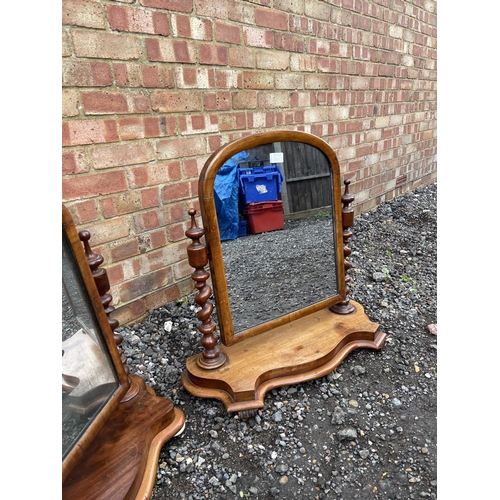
top-left (182, 130), bottom-right (386, 418)
top-left (62, 205), bottom-right (185, 499)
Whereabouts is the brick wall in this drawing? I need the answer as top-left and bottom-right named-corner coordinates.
top-left (62, 0), bottom-right (437, 326)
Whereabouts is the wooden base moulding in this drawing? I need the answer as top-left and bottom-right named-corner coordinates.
top-left (182, 301), bottom-right (386, 414)
top-left (63, 375), bottom-right (185, 500)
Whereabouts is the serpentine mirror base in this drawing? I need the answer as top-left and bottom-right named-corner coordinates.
top-left (182, 302), bottom-right (386, 417)
top-left (63, 375), bottom-right (186, 500)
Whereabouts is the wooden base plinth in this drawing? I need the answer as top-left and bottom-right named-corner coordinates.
top-left (63, 375), bottom-right (185, 500)
top-left (182, 300), bottom-right (386, 414)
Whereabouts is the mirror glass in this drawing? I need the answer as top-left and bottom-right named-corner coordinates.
top-left (62, 228), bottom-right (119, 460)
top-left (215, 141), bottom-right (339, 335)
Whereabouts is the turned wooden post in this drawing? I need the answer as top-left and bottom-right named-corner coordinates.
top-left (185, 208), bottom-right (227, 370)
top-left (79, 230), bottom-right (130, 376)
top-left (330, 180), bottom-right (356, 315)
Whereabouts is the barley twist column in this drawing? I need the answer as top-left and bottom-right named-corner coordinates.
top-left (330, 180), bottom-right (356, 315)
top-left (185, 209), bottom-right (227, 370)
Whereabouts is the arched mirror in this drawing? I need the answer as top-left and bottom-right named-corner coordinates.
top-left (182, 130), bottom-right (386, 417)
top-left (198, 131), bottom-right (347, 346)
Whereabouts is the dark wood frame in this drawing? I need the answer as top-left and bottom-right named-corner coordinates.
top-left (198, 130), bottom-right (346, 346)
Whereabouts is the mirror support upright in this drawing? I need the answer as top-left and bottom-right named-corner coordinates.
top-left (330, 180), bottom-right (356, 315)
top-left (185, 208), bottom-right (227, 369)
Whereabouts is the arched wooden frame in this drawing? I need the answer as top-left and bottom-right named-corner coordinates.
top-left (198, 130), bottom-right (347, 347)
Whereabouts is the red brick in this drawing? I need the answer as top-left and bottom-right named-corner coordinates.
top-left (81, 91), bottom-right (129, 114)
top-left (113, 63), bottom-right (174, 88)
top-left (110, 239), bottom-right (140, 262)
top-left (255, 8), bottom-right (288, 30)
top-left (200, 44), bottom-right (228, 65)
top-left (182, 158), bottom-right (203, 178)
top-left (144, 65), bottom-right (175, 88)
top-left (141, 188), bottom-right (160, 209)
top-left (62, 149), bottom-right (90, 175)
top-left (203, 92), bottom-right (232, 111)
top-left (151, 91), bottom-right (202, 112)
top-left (243, 71), bottom-right (274, 90)
top-left (62, 61), bottom-right (112, 87)
top-left (106, 264), bottom-right (125, 286)
top-left (243, 27), bottom-right (274, 48)
top-left (62, 119), bottom-right (119, 146)
top-left (215, 21), bottom-right (241, 44)
top-left (152, 11), bottom-right (170, 35)
top-left (172, 15), bottom-right (191, 38)
top-left (194, 0), bottom-right (227, 18)
top-left (137, 209), bottom-right (161, 231)
top-left (118, 268), bottom-right (171, 303)
top-left (150, 229), bottom-right (167, 249)
top-left (146, 38), bottom-right (196, 63)
top-left (92, 142), bottom-right (155, 169)
top-left (166, 203), bottom-right (186, 224)
top-left (356, 144), bottom-right (373, 156)
top-left (168, 223), bottom-right (188, 242)
top-left (118, 116), bottom-right (161, 140)
top-left (140, 0), bottom-right (192, 11)
top-left (72, 30), bottom-right (140, 60)
top-left (65, 199), bottom-right (99, 224)
top-left (218, 112), bottom-right (247, 130)
top-left (156, 136), bottom-right (206, 160)
top-left (228, 47), bottom-right (255, 68)
top-left (161, 181), bottom-right (191, 203)
top-left (100, 191), bottom-right (143, 218)
top-left (378, 64), bottom-right (395, 76)
top-left (62, 171), bottom-right (127, 200)
top-left (274, 33), bottom-right (305, 52)
top-left (63, 0), bottom-right (106, 29)
top-left (129, 161), bottom-right (182, 188)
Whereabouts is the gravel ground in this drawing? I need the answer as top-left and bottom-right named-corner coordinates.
top-left (116, 182), bottom-right (437, 500)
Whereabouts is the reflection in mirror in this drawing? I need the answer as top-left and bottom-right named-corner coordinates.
top-left (216, 141), bottom-right (338, 335)
top-left (62, 229), bottom-right (119, 460)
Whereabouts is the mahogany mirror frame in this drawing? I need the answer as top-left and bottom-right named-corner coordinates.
top-left (62, 204), bottom-right (130, 482)
top-left (198, 130), bottom-right (347, 346)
